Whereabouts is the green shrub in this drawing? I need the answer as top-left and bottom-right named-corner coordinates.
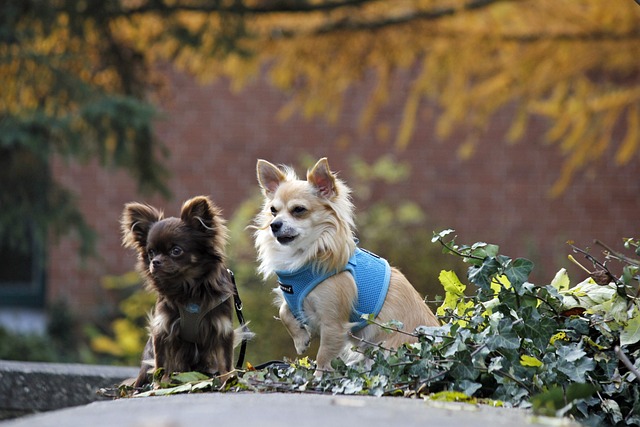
top-left (134, 232), bottom-right (640, 426)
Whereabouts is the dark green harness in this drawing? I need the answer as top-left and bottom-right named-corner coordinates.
top-left (176, 269), bottom-right (249, 370)
top-left (178, 294), bottom-right (231, 344)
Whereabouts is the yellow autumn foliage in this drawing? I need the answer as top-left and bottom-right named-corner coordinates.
top-left (115, 0), bottom-right (640, 194)
top-left (3, 0), bottom-right (639, 194)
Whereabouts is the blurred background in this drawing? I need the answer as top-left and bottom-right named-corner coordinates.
top-left (1, 0), bottom-right (638, 367)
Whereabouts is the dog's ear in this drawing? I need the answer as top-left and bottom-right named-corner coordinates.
top-left (257, 159), bottom-right (286, 197)
top-left (180, 195), bottom-right (222, 233)
top-left (307, 157), bottom-right (337, 199)
top-left (121, 203), bottom-right (163, 250)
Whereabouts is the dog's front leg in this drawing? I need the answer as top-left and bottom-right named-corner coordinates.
top-left (152, 336), bottom-right (171, 386)
top-left (278, 302), bottom-right (311, 355)
top-left (309, 273), bottom-right (358, 375)
top-left (134, 337), bottom-right (154, 388)
top-left (315, 319), bottom-right (350, 374)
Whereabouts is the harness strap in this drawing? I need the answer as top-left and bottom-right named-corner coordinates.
top-left (178, 294), bottom-right (231, 344)
top-left (176, 269), bottom-right (249, 370)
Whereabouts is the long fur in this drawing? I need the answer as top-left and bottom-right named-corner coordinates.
top-left (121, 195), bottom-right (250, 387)
top-left (253, 158), bottom-right (439, 372)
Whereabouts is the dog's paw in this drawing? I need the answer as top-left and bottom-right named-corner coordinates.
top-left (294, 336), bottom-right (310, 354)
top-left (292, 328), bottom-right (311, 354)
top-left (314, 363), bottom-right (333, 378)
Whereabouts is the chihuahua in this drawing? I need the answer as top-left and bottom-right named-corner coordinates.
top-left (121, 195), bottom-right (250, 387)
top-left (254, 158), bottom-right (439, 373)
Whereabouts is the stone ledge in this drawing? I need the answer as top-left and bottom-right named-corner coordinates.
top-left (0, 360), bottom-right (138, 419)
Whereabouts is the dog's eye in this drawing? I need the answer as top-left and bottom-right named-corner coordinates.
top-left (147, 249), bottom-right (156, 259)
top-left (270, 206), bottom-right (277, 216)
top-left (291, 206), bottom-right (307, 216)
top-left (170, 246), bottom-right (183, 257)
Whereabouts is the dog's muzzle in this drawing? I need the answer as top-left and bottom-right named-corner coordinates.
top-left (270, 220), bottom-right (297, 245)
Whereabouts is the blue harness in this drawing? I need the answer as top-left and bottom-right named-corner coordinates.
top-left (275, 248), bottom-right (391, 332)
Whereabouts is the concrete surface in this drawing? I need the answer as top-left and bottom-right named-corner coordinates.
top-left (0, 360), bottom-right (138, 418)
top-left (0, 392), bottom-right (580, 427)
top-left (0, 360), bottom-right (581, 427)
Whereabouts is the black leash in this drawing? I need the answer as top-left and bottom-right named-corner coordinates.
top-left (227, 270), bottom-right (289, 372)
top-left (228, 269), bottom-right (250, 370)
top-left (252, 360), bottom-right (289, 370)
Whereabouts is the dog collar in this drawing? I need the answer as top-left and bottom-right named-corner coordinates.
top-left (275, 247), bottom-right (391, 332)
top-left (178, 294), bottom-right (231, 344)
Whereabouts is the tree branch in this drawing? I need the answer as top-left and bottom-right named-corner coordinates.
top-left (110, 0), bottom-right (382, 17)
top-left (276, 0), bottom-right (519, 36)
top-left (100, 0), bottom-right (640, 44)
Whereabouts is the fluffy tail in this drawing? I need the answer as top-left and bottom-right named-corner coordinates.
top-left (234, 323), bottom-right (255, 347)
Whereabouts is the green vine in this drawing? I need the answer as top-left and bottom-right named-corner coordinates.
top-left (109, 230), bottom-right (640, 427)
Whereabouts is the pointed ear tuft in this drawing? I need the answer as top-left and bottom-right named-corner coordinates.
top-left (307, 157), bottom-right (337, 199)
top-left (121, 203), bottom-right (163, 250)
top-left (180, 196), bottom-right (221, 232)
top-left (257, 159), bottom-right (286, 197)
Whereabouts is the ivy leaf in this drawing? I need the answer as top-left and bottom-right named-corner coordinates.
top-left (437, 270), bottom-right (474, 322)
top-left (520, 355), bottom-right (543, 368)
top-left (470, 242), bottom-right (500, 260)
top-left (332, 377), bottom-right (365, 395)
top-left (622, 265), bottom-right (639, 285)
top-left (516, 307), bottom-right (557, 349)
top-left (490, 275), bottom-right (511, 294)
top-left (556, 343), bottom-right (586, 362)
top-left (488, 356), bottom-right (504, 373)
top-left (486, 332), bottom-right (520, 351)
top-left (504, 258), bottom-right (534, 294)
top-left (602, 399), bottom-right (623, 424)
top-left (620, 304), bottom-right (640, 346)
top-left (432, 229), bottom-right (455, 243)
top-left (485, 320), bottom-right (520, 351)
top-left (556, 344), bottom-right (595, 382)
top-left (171, 371), bottom-right (210, 383)
top-left (621, 318), bottom-right (640, 346)
top-left (468, 257), bottom-right (501, 290)
top-left (455, 380), bottom-right (483, 396)
top-left (135, 383), bottom-right (193, 397)
top-left (450, 355), bottom-right (480, 381)
top-left (550, 268), bottom-right (571, 291)
top-left (192, 380), bottom-right (214, 392)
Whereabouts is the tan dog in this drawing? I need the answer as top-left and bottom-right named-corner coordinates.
top-left (254, 158), bottom-right (439, 373)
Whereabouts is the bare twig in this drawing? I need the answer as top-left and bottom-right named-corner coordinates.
top-left (594, 239), bottom-right (640, 267)
top-left (436, 237), bottom-right (486, 261)
top-left (360, 317), bottom-right (421, 338)
top-left (615, 346), bottom-right (640, 381)
top-left (348, 331), bottom-right (393, 353)
top-left (570, 243), bottom-right (625, 288)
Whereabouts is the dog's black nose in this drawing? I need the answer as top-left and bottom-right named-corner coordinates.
top-left (152, 258), bottom-right (162, 268)
top-left (270, 220), bottom-right (283, 233)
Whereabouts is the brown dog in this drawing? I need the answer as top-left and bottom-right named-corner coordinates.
top-left (121, 195), bottom-right (250, 387)
top-left (253, 158), bottom-right (439, 373)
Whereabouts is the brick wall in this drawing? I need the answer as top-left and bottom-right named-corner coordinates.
top-left (48, 66), bottom-right (640, 317)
